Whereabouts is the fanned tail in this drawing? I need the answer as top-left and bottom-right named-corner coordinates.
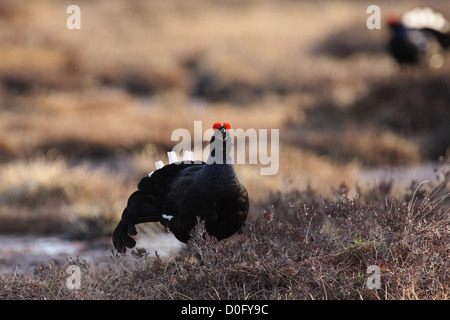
top-left (112, 160), bottom-right (204, 253)
top-left (423, 28), bottom-right (450, 49)
top-left (402, 7), bottom-right (450, 49)
top-left (112, 177), bottom-right (163, 253)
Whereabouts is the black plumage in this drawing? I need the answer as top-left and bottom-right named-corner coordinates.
top-left (387, 7), bottom-right (450, 68)
top-left (112, 123), bottom-right (249, 253)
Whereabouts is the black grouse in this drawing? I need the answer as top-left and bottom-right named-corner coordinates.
top-left (112, 122), bottom-right (249, 252)
top-left (387, 7), bottom-right (450, 68)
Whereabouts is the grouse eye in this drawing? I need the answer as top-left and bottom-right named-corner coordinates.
top-left (213, 122), bottom-right (222, 130)
top-left (223, 122), bottom-right (231, 130)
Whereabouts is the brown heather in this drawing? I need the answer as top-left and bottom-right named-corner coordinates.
top-left (1, 171), bottom-right (448, 300)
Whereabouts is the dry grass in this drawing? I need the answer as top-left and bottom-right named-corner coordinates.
top-left (1, 0), bottom-right (448, 166)
top-left (0, 155), bottom-right (128, 236)
top-left (0, 172), bottom-right (448, 300)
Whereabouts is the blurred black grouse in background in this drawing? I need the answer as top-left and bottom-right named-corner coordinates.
top-left (388, 7), bottom-right (450, 68)
top-left (113, 122), bottom-right (249, 252)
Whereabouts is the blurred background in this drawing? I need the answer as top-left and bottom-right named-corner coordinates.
top-left (0, 0), bottom-right (449, 273)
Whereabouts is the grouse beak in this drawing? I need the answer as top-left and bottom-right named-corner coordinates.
top-left (220, 127), bottom-right (227, 140)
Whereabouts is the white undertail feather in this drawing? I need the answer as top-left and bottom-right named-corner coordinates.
top-left (162, 214), bottom-right (174, 221)
top-left (155, 160), bottom-right (164, 169)
top-left (148, 160), bottom-right (164, 177)
top-left (149, 152), bottom-right (195, 177)
top-left (167, 151), bottom-right (179, 164)
top-left (183, 151), bottom-right (194, 161)
top-left (402, 7), bottom-right (450, 33)
top-left (149, 129), bottom-right (232, 178)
